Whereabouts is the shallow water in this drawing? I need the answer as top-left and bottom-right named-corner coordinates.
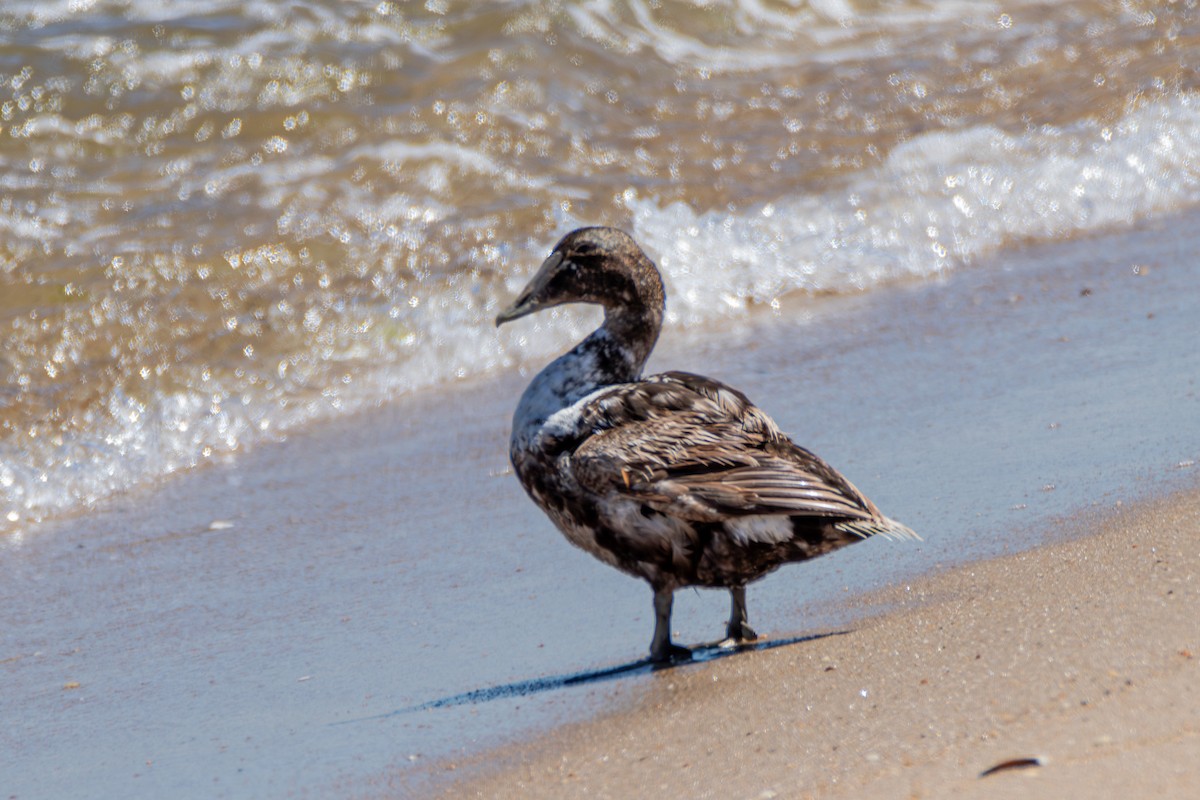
top-left (3, 0), bottom-right (1200, 532)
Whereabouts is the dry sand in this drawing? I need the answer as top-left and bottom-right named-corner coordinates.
top-left (443, 488), bottom-right (1200, 799)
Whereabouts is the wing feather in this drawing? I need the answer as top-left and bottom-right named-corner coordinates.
top-left (570, 372), bottom-right (881, 523)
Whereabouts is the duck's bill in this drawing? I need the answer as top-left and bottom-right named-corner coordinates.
top-left (495, 251), bottom-right (564, 327)
top-left (495, 298), bottom-right (534, 326)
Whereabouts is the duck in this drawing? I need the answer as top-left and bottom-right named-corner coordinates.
top-left (496, 226), bottom-right (916, 663)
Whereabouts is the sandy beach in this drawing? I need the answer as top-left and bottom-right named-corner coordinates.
top-left (442, 489), bottom-right (1200, 799)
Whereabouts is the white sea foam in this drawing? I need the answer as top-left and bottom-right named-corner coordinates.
top-left (566, 0), bottom-right (1017, 71)
top-left (629, 94), bottom-right (1200, 325)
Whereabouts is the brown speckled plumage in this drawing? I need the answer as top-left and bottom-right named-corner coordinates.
top-left (497, 227), bottom-right (916, 662)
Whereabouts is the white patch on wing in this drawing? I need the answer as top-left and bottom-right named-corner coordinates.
top-left (540, 386), bottom-right (608, 439)
top-left (727, 515), bottom-right (794, 545)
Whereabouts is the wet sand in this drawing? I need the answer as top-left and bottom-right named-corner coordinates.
top-left (443, 489), bottom-right (1200, 799)
top-left (4, 211), bottom-right (1199, 798)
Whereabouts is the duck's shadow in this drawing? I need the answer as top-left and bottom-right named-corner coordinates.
top-left (340, 630), bottom-right (844, 725)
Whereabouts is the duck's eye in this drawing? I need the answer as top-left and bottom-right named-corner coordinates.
top-left (573, 242), bottom-right (598, 256)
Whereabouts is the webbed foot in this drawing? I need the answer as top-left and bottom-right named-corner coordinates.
top-left (725, 621), bottom-right (758, 643)
top-left (650, 642), bottom-right (693, 664)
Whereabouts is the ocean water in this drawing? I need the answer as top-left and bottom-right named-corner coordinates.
top-left (2, 0), bottom-right (1199, 535)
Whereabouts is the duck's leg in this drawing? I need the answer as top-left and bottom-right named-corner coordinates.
top-left (726, 585), bottom-right (759, 642)
top-left (650, 586), bottom-right (691, 663)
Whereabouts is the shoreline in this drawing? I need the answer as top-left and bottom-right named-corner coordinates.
top-left (435, 483), bottom-right (1200, 799)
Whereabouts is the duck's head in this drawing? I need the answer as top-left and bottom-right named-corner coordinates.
top-left (495, 227), bottom-right (665, 327)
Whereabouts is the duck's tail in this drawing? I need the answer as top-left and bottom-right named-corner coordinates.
top-left (835, 516), bottom-right (921, 542)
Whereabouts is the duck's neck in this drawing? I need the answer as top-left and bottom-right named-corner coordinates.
top-left (512, 303), bottom-right (663, 443)
top-left (599, 301), bottom-right (662, 379)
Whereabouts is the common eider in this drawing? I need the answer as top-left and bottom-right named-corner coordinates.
top-left (496, 226), bottom-right (917, 663)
